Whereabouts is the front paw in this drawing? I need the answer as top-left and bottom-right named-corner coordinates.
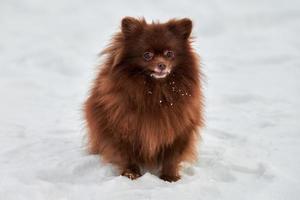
top-left (121, 169), bottom-right (141, 180)
top-left (160, 174), bottom-right (181, 182)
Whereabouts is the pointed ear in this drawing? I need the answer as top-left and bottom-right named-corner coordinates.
top-left (121, 17), bottom-right (143, 37)
top-left (167, 18), bottom-right (193, 39)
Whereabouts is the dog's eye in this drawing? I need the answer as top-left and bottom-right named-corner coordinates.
top-left (143, 52), bottom-right (154, 61)
top-left (164, 50), bottom-right (174, 58)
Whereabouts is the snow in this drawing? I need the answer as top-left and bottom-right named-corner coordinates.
top-left (0, 0), bottom-right (300, 199)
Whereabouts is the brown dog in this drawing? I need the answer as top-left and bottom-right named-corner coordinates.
top-left (84, 17), bottom-right (203, 182)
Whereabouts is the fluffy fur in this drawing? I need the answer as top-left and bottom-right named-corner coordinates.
top-left (84, 17), bottom-right (204, 182)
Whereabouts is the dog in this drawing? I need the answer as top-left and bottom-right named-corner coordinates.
top-left (84, 17), bottom-right (203, 182)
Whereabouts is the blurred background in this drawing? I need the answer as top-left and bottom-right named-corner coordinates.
top-left (0, 0), bottom-right (299, 199)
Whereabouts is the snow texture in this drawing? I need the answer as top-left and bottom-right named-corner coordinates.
top-left (0, 0), bottom-right (300, 199)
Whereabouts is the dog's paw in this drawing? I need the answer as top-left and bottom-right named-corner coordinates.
top-left (160, 174), bottom-right (181, 182)
top-left (121, 170), bottom-right (141, 180)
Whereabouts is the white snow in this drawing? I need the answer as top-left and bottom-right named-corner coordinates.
top-left (0, 0), bottom-right (300, 199)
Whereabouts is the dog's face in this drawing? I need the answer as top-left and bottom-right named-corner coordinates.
top-left (120, 17), bottom-right (193, 79)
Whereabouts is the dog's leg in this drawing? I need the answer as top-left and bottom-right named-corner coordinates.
top-left (160, 159), bottom-right (181, 182)
top-left (160, 130), bottom-right (197, 182)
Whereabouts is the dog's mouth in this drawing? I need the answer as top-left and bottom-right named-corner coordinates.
top-left (150, 69), bottom-right (171, 79)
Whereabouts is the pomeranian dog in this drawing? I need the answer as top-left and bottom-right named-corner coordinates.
top-left (84, 17), bottom-right (203, 182)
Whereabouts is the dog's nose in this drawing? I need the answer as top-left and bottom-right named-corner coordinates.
top-left (158, 63), bottom-right (166, 71)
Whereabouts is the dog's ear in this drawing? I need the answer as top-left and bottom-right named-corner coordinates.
top-left (121, 17), bottom-right (144, 37)
top-left (167, 18), bottom-right (192, 39)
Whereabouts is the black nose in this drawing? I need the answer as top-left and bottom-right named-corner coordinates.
top-left (158, 63), bottom-right (166, 70)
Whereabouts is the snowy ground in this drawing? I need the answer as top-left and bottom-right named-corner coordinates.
top-left (1, 0), bottom-right (300, 199)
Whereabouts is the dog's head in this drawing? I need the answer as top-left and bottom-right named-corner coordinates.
top-left (114, 17), bottom-right (193, 79)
